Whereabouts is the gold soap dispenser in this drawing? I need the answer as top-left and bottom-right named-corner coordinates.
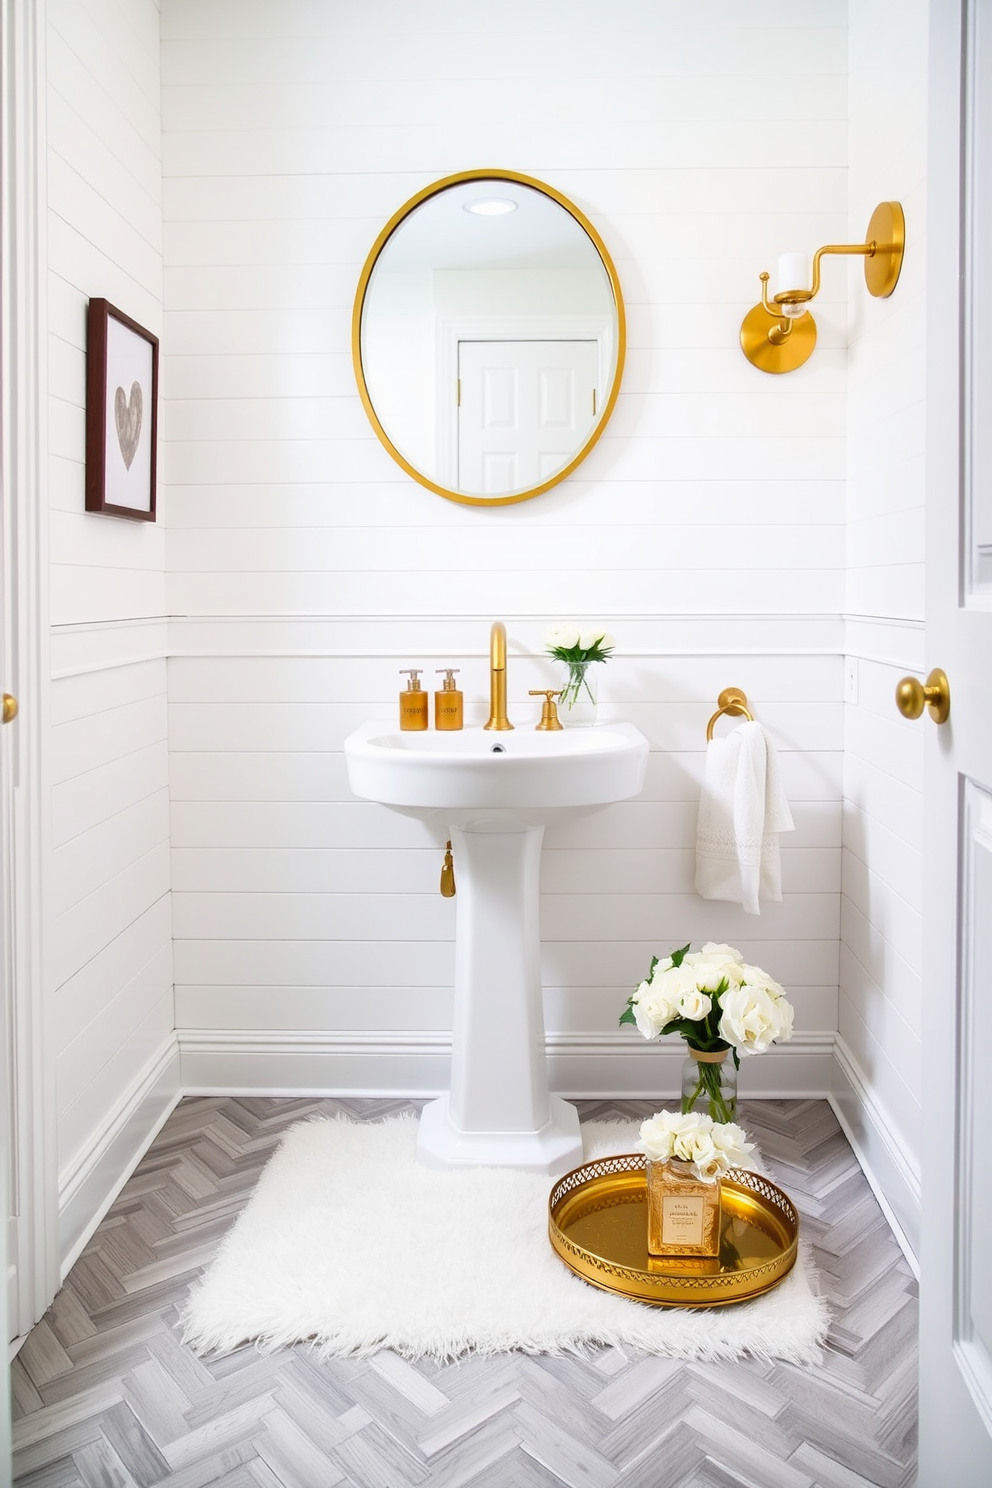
top-left (434, 668), bottom-right (463, 731)
top-left (399, 669), bottom-right (428, 730)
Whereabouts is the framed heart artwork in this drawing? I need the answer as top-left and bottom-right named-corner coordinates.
top-left (85, 298), bottom-right (158, 520)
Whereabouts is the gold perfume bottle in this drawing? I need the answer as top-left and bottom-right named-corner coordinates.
top-left (646, 1159), bottom-right (722, 1258)
top-left (434, 669), bottom-right (463, 730)
top-left (399, 669), bottom-right (428, 730)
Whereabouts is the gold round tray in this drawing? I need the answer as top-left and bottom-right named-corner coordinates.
top-left (549, 1154), bottom-right (799, 1307)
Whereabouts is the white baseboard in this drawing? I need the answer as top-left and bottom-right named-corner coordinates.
top-left (830, 1034), bottom-right (921, 1270)
top-left (178, 1028), bottom-right (453, 1096)
top-left (177, 1026), bottom-right (835, 1099)
top-left (58, 1035), bottom-right (182, 1278)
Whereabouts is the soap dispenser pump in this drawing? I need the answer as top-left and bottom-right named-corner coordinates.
top-left (399, 669), bottom-right (428, 730)
top-left (434, 668), bottom-right (463, 731)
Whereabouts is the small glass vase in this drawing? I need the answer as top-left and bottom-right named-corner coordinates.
top-left (645, 1157), bottom-right (722, 1257)
top-left (681, 1046), bottom-right (738, 1124)
top-left (556, 660), bottom-right (598, 726)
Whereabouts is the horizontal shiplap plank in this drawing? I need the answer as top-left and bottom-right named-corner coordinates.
top-left (165, 652), bottom-right (843, 703)
top-left (53, 897), bottom-right (174, 1053)
top-left (169, 843), bottom-right (839, 898)
top-left (165, 569), bottom-right (845, 619)
top-left (162, 477), bottom-right (846, 530)
top-left (53, 789), bottom-right (170, 917)
top-left (52, 843), bottom-right (171, 992)
top-left (164, 523), bottom-right (844, 577)
top-left (51, 567), bottom-right (169, 629)
top-left (51, 695), bottom-right (168, 785)
top-left (172, 932), bottom-right (834, 995)
top-left (52, 657), bottom-right (166, 723)
top-left (168, 797), bottom-right (842, 853)
top-left (52, 740), bottom-right (169, 847)
top-left (175, 982), bottom-right (453, 1031)
top-left (169, 887), bottom-right (837, 946)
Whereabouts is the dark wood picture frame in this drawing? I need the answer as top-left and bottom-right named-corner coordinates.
top-left (85, 298), bottom-right (158, 521)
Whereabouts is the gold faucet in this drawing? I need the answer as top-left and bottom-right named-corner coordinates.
top-left (484, 621), bottom-right (513, 730)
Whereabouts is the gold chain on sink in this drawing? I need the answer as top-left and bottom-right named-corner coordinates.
top-left (440, 841), bottom-right (456, 897)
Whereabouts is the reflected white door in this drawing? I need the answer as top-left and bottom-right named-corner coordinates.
top-left (919, 3), bottom-right (992, 1478)
top-left (457, 339), bottom-right (597, 495)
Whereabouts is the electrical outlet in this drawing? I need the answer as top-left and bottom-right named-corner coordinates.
top-left (844, 656), bottom-right (859, 705)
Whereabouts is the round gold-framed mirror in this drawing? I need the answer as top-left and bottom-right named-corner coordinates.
top-left (352, 170), bottom-right (626, 507)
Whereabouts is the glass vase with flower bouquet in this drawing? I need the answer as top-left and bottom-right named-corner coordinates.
top-left (620, 942), bottom-right (795, 1123)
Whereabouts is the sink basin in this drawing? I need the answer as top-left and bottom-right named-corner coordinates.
top-left (343, 718), bottom-right (649, 1175)
top-left (343, 720), bottom-right (648, 826)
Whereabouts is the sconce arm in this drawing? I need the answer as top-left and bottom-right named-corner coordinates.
top-left (809, 240), bottom-right (874, 298)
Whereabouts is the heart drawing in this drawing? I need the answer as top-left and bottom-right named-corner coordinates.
top-left (114, 381), bottom-right (143, 470)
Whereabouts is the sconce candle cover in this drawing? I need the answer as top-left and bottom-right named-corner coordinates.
top-left (776, 252), bottom-right (809, 296)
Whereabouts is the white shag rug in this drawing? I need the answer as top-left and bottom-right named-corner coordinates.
top-left (182, 1113), bottom-right (829, 1365)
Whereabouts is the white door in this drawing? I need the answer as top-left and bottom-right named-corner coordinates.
top-left (919, 2), bottom-right (992, 1478)
top-left (457, 339), bottom-right (598, 495)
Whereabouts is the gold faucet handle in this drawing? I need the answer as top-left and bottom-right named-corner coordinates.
top-left (529, 689), bottom-right (563, 731)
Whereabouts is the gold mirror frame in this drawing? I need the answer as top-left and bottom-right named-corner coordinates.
top-left (352, 169), bottom-right (626, 507)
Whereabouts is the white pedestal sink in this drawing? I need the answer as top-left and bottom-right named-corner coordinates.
top-left (344, 720), bottom-right (648, 1175)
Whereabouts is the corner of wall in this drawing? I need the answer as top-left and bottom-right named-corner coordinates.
top-left (830, 1034), bottom-right (920, 1269)
top-left (57, 1033), bottom-right (181, 1278)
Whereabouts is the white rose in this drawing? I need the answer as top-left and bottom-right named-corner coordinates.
top-left (741, 962), bottom-right (788, 1001)
top-left (692, 1147), bottom-right (729, 1183)
top-left (673, 1130), bottom-right (724, 1183)
top-left (699, 942), bottom-right (744, 964)
top-left (638, 1111), bottom-right (678, 1162)
top-left (654, 963), bottom-right (704, 1003)
top-left (638, 1108), bottom-right (713, 1163)
top-left (682, 955), bottom-right (735, 993)
top-left (632, 986), bottom-right (679, 1039)
top-left (718, 984), bottom-right (792, 1055)
top-left (673, 1127), bottom-right (715, 1162)
top-left (710, 1121), bottom-right (756, 1167)
top-left (678, 989), bottom-right (712, 1021)
top-left (545, 624), bottom-right (580, 650)
top-left (578, 628), bottom-right (615, 651)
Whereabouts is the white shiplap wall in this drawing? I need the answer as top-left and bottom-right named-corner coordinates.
top-left (47, 0), bottom-right (176, 1262)
top-left (836, 0), bottom-right (929, 1253)
top-left (161, 0), bottom-right (847, 1099)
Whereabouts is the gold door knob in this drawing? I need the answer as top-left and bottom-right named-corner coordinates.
top-left (895, 668), bottom-right (950, 725)
top-left (2, 693), bottom-right (17, 724)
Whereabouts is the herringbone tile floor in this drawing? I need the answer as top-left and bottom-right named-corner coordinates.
top-left (10, 1098), bottom-right (918, 1487)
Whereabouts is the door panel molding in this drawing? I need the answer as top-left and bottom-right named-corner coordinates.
top-left (955, 781), bottom-right (992, 1431)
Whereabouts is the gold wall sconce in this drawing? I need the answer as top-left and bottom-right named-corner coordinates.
top-left (740, 201), bottom-right (905, 374)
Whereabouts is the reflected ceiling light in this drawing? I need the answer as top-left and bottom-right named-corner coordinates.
top-left (740, 201), bottom-right (906, 374)
top-left (462, 197), bottom-right (518, 216)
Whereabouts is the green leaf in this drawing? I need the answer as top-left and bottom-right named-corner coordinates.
top-left (669, 942), bottom-right (691, 968)
top-left (618, 1006), bottom-right (637, 1028)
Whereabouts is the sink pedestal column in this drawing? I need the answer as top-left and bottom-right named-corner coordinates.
top-left (416, 822), bottom-right (583, 1176)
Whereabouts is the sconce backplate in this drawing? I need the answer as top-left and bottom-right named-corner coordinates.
top-left (864, 201), bottom-right (905, 297)
top-left (739, 303), bottom-right (816, 374)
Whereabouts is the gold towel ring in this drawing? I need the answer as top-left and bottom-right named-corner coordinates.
top-left (705, 687), bottom-right (754, 742)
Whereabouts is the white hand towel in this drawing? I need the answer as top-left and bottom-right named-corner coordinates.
top-left (695, 720), bottom-right (795, 915)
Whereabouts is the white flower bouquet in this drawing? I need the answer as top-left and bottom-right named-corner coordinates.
top-left (543, 624), bottom-right (615, 712)
top-left (620, 942), bottom-right (794, 1121)
top-left (637, 1108), bottom-right (756, 1185)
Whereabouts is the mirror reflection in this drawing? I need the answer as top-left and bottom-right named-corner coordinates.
top-left (353, 172), bottom-right (625, 506)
